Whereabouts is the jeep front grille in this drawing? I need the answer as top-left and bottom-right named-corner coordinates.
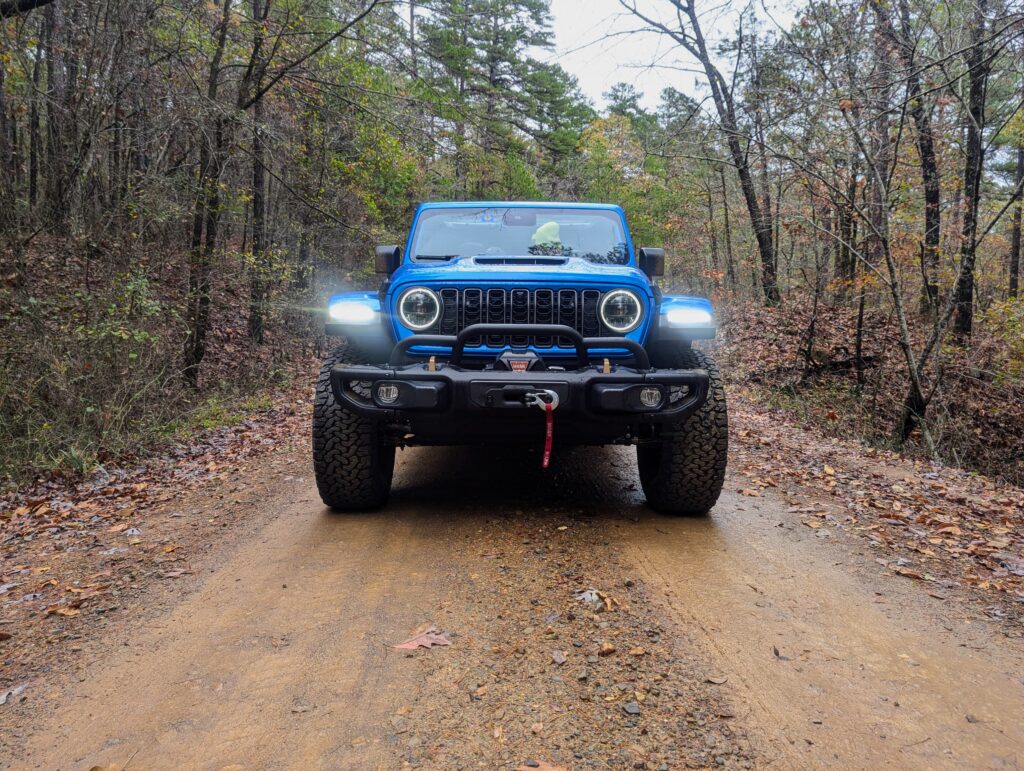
top-left (435, 288), bottom-right (604, 348)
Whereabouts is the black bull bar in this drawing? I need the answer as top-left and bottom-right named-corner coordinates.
top-left (331, 324), bottom-right (710, 422)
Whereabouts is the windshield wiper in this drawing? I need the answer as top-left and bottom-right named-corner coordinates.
top-left (415, 254), bottom-right (458, 261)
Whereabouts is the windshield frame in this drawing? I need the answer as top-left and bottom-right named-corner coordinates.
top-left (406, 205), bottom-right (635, 266)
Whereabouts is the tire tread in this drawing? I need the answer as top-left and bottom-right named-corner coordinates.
top-left (312, 343), bottom-right (394, 510)
top-left (638, 347), bottom-right (728, 515)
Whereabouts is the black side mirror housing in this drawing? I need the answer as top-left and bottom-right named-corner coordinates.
top-left (638, 247), bottom-right (665, 278)
top-left (375, 245), bottom-right (401, 275)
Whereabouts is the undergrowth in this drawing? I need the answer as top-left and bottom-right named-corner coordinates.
top-left (0, 238), bottom-right (318, 489)
top-left (719, 295), bottom-right (1024, 485)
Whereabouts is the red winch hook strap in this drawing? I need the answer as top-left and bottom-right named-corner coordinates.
top-left (524, 389), bottom-right (559, 469)
top-left (542, 402), bottom-right (554, 469)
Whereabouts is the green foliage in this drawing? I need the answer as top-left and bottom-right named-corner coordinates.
top-left (0, 270), bottom-right (176, 480)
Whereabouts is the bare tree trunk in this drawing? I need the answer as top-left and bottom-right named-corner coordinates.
top-left (183, 0), bottom-right (233, 386)
top-left (719, 166), bottom-right (735, 289)
top-left (704, 183), bottom-right (719, 285)
top-left (953, 0), bottom-right (989, 340)
top-left (28, 40), bottom-right (41, 210)
top-left (248, 93), bottom-right (268, 342)
top-left (43, 2), bottom-right (66, 222)
top-left (0, 56), bottom-right (10, 186)
top-left (1011, 144), bottom-right (1023, 298)
top-left (865, 15), bottom-right (892, 271)
top-left (0, 59), bottom-right (17, 264)
top-left (409, 0), bottom-right (417, 78)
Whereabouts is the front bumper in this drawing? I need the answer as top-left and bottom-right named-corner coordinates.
top-left (331, 324), bottom-right (710, 425)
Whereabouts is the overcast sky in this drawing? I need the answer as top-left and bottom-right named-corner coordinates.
top-left (547, 0), bottom-right (797, 111)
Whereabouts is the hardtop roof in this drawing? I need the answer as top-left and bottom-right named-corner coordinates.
top-left (417, 201), bottom-right (624, 213)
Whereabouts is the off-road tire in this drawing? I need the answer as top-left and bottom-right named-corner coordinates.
top-left (637, 346), bottom-right (728, 515)
top-left (312, 343), bottom-right (395, 511)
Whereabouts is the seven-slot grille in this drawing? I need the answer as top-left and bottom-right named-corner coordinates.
top-left (434, 288), bottom-right (605, 348)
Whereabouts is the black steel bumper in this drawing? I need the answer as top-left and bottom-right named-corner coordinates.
top-left (331, 324), bottom-right (709, 424)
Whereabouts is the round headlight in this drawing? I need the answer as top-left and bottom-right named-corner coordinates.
top-left (398, 287), bottom-right (441, 331)
top-left (599, 289), bottom-right (643, 333)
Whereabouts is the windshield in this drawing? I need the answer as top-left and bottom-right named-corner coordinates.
top-left (410, 207), bottom-right (630, 265)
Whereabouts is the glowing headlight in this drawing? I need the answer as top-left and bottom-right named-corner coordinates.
top-left (666, 307), bottom-right (713, 327)
top-left (599, 289), bottom-right (643, 333)
top-left (398, 287), bottom-right (441, 331)
top-left (328, 300), bottom-right (377, 325)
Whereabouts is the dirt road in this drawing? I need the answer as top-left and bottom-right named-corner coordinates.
top-left (7, 441), bottom-right (1024, 769)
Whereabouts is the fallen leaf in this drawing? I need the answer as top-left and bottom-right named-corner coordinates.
top-left (391, 625), bottom-right (451, 650)
top-left (0, 684), bottom-right (26, 705)
top-left (705, 673), bottom-right (728, 684)
top-left (45, 605), bottom-right (80, 617)
top-left (892, 567), bottom-right (926, 580)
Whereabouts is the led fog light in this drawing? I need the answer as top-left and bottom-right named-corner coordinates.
top-left (639, 386), bottom-right (663, 408)
top-left (376, 383), bottom-right (400, 404)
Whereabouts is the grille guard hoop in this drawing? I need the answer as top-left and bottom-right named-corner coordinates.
top-left (390, 323), bottom-right (650, 367)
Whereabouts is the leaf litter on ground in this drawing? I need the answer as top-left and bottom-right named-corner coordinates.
top-left (729, 393), bottom-right (1024, 626)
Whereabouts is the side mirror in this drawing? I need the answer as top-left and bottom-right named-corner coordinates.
top-left (375, 245), bottom-right (401, 275)
top-left (638, 247), bottom-right (665, 278)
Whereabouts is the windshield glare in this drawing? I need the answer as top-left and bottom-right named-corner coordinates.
top-left (410, 207), bottom-right (630, 265)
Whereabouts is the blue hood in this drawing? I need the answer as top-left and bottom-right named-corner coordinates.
top-left (388, 254), bottom-right (650, 287)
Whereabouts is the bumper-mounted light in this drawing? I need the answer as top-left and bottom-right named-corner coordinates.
top-left (639, 386), bottom-right (663, 408)
top-left (369, 379), bottom-right (448, 410)
top-left (375, 383), bottom-right (400, 404)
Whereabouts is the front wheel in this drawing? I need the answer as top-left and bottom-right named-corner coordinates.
top-left (637, 347), bottom-right (728, 515)
top-left (312, 343), bottom-right (395, 511)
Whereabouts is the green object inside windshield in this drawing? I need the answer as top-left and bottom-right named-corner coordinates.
top-left (531, 220), bottom-right (561, 246)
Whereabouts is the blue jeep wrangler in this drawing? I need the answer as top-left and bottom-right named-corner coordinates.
top-left (315, 202), bottom-right (727, 514)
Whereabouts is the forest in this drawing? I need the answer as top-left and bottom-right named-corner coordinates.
top-left (1, 0), bottom-right (1023, 485)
